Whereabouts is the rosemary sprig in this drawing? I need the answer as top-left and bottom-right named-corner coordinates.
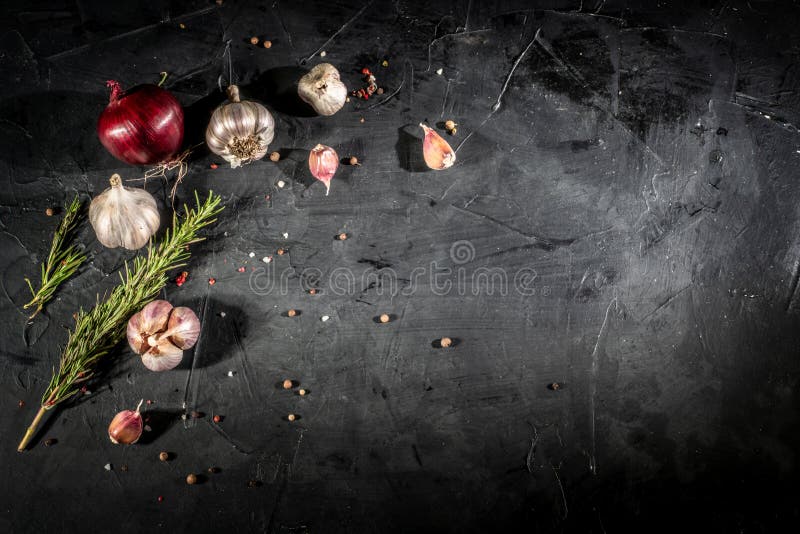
top-left (18, 191), bottom-right (223, 452)
top-left (24, 196), bottom-right (85, 319)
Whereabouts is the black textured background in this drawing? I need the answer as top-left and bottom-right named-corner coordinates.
top-left (2, 1), bottom-right (800, 532)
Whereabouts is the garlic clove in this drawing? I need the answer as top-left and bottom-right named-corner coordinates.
top-left (420, 123), bottom-right (456, 170)
top-left (308, 144), bottom-right (338, 195)
top-left (165, 306), bottom-right (201, 350)
top-left (297, 63), bottom-right (348, 116)
top-left (205, 85), bottom-right (275, 169)
top-left (108, 400), bottom-right (144, 445)
top-left (127, 300), bottom-right (173, 355)
top-left (141, 337), bottom-right (184, 372)
top-left (89, 174), bottom-right (160, 250)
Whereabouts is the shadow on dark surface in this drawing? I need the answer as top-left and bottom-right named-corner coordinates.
top-left (137, 408), bottom-right (182, 444)
top-left (185, 300), bottom-right (246, 369)
top-left (182, 90), bottom-right (220, 158)
top-left (396, 124), bottom-right (428, 173)
top-left (275, 148), bottom-right (315, 188)
top-left (249, 66), bottom-right (316, 117)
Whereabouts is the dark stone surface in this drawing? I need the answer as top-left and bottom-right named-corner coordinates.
top-left (2, 1), bottom-right (800, 532)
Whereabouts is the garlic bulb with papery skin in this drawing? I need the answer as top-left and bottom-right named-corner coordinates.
top-left (90, 174), bottom-right (160, 250)
top-left (108, 400), bottom-right (144, 445)
top-left (308, 144), bottom-right (338, 195)
top-left (298, 63), bottom-right (348, 116)
top-left (127, 301), bottom-right (201, 372)
top-left (420, 123), bottom-right (455, 170)
top-left (206, 85), bottom-right (275, 169)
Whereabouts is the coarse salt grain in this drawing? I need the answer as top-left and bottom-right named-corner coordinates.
top-left (262, 256), bottom-right (272, 263)
top-left (282, 232), bottom-right (289, 239)
top-left (320, 51), bottom-right (327, 57)
top-left (321, 315), bottom-right (330, 322)
top-left (228, 371), bottom-right (235, 377)
top-left (220, 311), bottom-right (226, 317)
top-left (104, 463), bottom-right (112, 471)
top-left (249, 252), bottom-right (255, 258)
top-left (277, 180), bottom-right (286, 188)
top-left (436, 68), bottom-right (443, 75)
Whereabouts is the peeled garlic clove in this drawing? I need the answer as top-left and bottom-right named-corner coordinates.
top-left (420, 123), bottom-right (456, 170)
top-left (206, 85), bottom-right (276, 168)
top-left (127, 300), bottom-right (173, 355)
top-left (308, 144), bottom-right (338, 195)
top-left (89, 174), bottom-right (160, 250)
top-left (141, 337), bottom-right (184, 372)
top-left (108, 400), bottom-right (144, 445)
top-left (165, 306), bottom-right (201, 350)
top-left (297, 63), bottom-right (348, 116)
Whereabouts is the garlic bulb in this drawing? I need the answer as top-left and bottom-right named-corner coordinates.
top-left (206, 85), bottom-right (275, 168)
top-left (127, 300), bottom-right (201, 372)
top-left (89, 174), bottom-right (160, 250)
top-left (298, 63), bottom-right (348, 116)
top-left (308, 144), bottom-right (338, 195)
top-left (420, 124), bottom-right (455, 170)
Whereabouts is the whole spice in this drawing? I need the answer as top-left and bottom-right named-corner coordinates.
top-left (298, 63), bottom-right (347, 116)
top-left (159, 451), bottom-right (170, 461)
top-left (287, 309), bottom-right (297, 317)
top-left (90, 174), bottom-right (160, 250)
top-left (127, 301), bottom-right (201, 372)
top-left (282, 379), bottom-right (293, 389)
top-left (298, 389), bottom-right (307, 396)
top-left (263, 40), bottom-right (272, 48)
top-left (348, 156), bottom-right (360, 166)
top-left (206, 85), bottom-right (275, 168)
top-left (97, 80), bottom-right (184, 166)
top-left (45, 207), bottom-right (54, 216)
top-left (379, 314), bottom-right (390, 323)
top-left (24, 196), bottom-right (85, 319)
top-left (308, 144), bottom-right (338, 195)
top-left (269, 151), bottom-right (280, 162)
top-left (43, 438), bottom-right (57, 447)
top-left (287, 414), bottom-right (296, 422)
top-left (420, 124), bottom-right (455, 170)
top-left (338, 233), bottom-right (347, 240)
top-left (108, 400), bottom-right (144, 445)
top-left (186, 473), bottom-right (198, 485)
top-left (17, 193), bottom-right (222, 452)
top-left (440, 337), bottom-right (452, 348)
top-left (250, 36), bottom-right (259, 45)
top-left (444, 120), bottom-right (456, 131)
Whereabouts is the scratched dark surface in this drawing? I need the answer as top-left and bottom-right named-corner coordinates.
top-left (2, 0), bottom-right (800, 532)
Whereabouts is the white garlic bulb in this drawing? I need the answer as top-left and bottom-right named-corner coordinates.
top-left (297, 63), bottom-right (348, 116)
top-left (206, 85), bottom-right (275, 168)
top-left (89, 174), bottom-right (160, 250)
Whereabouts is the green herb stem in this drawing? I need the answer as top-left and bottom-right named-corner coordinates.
top-left (24, 196), bottom-right (85, 319)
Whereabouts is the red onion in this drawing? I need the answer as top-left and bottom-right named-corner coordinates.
top-left (97, 80), bottom-right (184, 166)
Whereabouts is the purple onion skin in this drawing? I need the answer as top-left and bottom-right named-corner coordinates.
top-left (97, 80), bottom-right (184, 166)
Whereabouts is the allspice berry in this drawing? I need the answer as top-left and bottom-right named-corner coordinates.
top-left (299, 389), bottom-right (307, 396)
top-left (379, 314), bottom-right (390, 323)
top-left (213, 414), bottom-right (222, 423)
top-left (277, 248), bottom-right (285, 255)
top-left (287, 309), bottom-right (297, 317)
top-left (308, 288), bottom-right (317, 295)
top-left (445, 120), bottom-right (456, 131)
top-left (269, 151), bottom-right (280, 162)
top-left (440, 337), bottom-right (452, 348)
top-left (348, 156), bottom-right (359, 165)
top-left (263, 40), bottom-right (272, 48)
top-left (45, 207), bottom-right (54, 216)
top-left (186, 473), bottom-right (198, 485)
top-left (287, 414), bottom-right (296, 422)
top-left (338, 232), bottom-right (348, 240)
top-left (159, 451), bottom-right (169, 462)
top-left (250, 36), bottom-right (259, 45)
top-left (283, 379), bottom-right (293, 389)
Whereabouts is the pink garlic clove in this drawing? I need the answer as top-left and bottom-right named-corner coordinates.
top-left (420, 123), bottom-right (455, 170)
top-left (127, 300), bottom-right (173, 355)
top-left (141, 338), bottom-right (184, 372)
top-left (166, 306), bottom-right (201, 350)
top-left (108, 400), bottom-right (144, 445)
top-left (308, 144), bottom-right (338, 195)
